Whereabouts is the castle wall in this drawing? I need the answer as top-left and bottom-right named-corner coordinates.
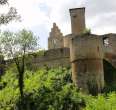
top-left (102, 34), bottom-right (116, 68)
top-left (32, 48), bottom-right (70, 69)
top-left (108, 34), bottom-right (116, 54)
top-left (63, 34), bottom-right (73, 48)
top-left (70, 35), bottom-right (104, 60)
top-left (70, 34), bottom-right (104, 92)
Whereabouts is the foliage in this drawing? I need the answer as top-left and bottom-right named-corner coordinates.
top-left (0, 0), bottom-right (20, 25)
top-left (0, 67), bottom-right (116, 110)
top-left (81, 28), bottom-right (91, 35)
top-left (0, 67), bottom-right (85, 110)
top-left (0, 70), bottom-right (19, 109)
top-left (0, 29), bottom-right (38, 59)
top-left (29, 50), bottom-right (45, 58)
top-left (0, 0), bottom-right (8, 5)
top-left (25, 50), bottom-right (45, 71)
top-left (84, 93), bottom-right (116, 110)
top-left (0, 29), bottom-right (39, 105)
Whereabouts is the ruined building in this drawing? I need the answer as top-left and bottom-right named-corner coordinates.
top-left (1, 7), bottom-right (116, 93)
top-left (47, 7), bottom-right (116, 92)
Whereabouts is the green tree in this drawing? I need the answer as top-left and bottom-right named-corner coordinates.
top-left (0, 0), bottom-right (20, 25)
top-left (0, 29), bottom-right (38, 109)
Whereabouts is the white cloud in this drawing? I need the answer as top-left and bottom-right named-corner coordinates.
top-left (0, 0), bottom-right (116, 48)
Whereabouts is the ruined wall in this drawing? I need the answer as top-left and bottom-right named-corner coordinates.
top-left (108, 34), bottom-right (116, 54)
top-left (70, 34), bottom-right (104, 92)
top-left (63, 34), bottom-right (73, 48)
top-left (48, 23), bottom-right (64, 49)
top-left (103, 34), bottom-right (116, 68)
top-left (32, 48), bottom-right (70, 69)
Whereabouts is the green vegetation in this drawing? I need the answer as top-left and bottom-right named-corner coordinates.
top-left (0, 29), bottom-right (39, 109)
top-left (81, 28), bottom-right (91, 36)
top-left (0, 67), bottom-right (116, 110)
top-left (28, 50), bottom-right (45, 58)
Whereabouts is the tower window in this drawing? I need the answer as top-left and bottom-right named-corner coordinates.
top-left (73, 15), bottom-right (77, 18)
top-left (103, 37), bottom-right (109, 47)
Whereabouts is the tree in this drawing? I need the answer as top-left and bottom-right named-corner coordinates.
top-left (0, 0), bottom-right (20, 25)
top-left (0, 29), bottom-right (39, 109)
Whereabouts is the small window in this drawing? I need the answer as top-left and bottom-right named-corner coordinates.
top-left (97, 46), bottom-right (99, 52)
top-left (73, 15), bottom-right (77, 18)
top-left (103, 37), bottom-right (109, 47)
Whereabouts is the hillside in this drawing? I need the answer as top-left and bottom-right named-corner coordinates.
top-left (0, 67), bottom-right (116, 110)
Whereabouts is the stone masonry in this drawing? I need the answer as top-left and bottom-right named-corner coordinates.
top-left (48, 23), bottom-right (64, 49)
top-left (1, 7), bottom-right (116, 93)
top-left (47, 7), bottom-right (116, 92)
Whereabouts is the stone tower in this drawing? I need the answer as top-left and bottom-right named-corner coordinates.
top-left (48, 23), bottom-right (64, 49)
top-left (69, 7), bottom-right (85, 35)
top-left (69, 7), bottom-right (104, 93)
top-left (70, 35), bottom-right (104, 93)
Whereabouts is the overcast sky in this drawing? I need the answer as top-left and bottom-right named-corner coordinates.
top-left (0, 0), bottom-right (116, 49)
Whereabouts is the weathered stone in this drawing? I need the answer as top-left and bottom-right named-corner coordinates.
top-left (48, 23), bottom-right (64, 49)
top-left (1, 7), bottom-right (116, 94)
top-left (70, 34), bottom-right (104, 92)
top-left (69, 8), bottom-right (85, 35)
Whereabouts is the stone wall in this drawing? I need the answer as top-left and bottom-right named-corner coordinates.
top-left (70, 34), bottom-right (104, 61)
top-left (31, 48), bottom-right (70, 69)
top-left (48, 23), bottom-right (64, 49)
top-left (63, 34), bottom-right (73, 48)
top-left (103, 33), bottom-right (116, 68)
top-left (70, 34), bottom-right (104, 92)
top-left (69, 8), bottom-right (85, 35)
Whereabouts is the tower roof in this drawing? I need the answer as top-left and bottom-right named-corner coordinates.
top-left (69, 7), bottom-right (85, 12)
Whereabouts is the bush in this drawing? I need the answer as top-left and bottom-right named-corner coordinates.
top-left (1, 67), bottom-right (116, 110)
top-left (0, 67), bottom-right (85, 110)
top-left (84, 92), bottom-right (116, 110)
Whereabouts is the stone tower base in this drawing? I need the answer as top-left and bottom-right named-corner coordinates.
top-left (72, 59), bottom-right (104, 93)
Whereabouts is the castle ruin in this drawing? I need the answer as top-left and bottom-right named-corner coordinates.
top-left (2, 7), bottom-right (116, 93)
top-left (47, 7), bottom-right (116, 92)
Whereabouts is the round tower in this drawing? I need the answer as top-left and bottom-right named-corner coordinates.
top-left (70, 35), bottom-right (104, 93)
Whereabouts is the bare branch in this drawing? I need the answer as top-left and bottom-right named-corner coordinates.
top-left (0, 0), bottom-right (8, 5)
top-left (0, 7), bottom-right (21, 25)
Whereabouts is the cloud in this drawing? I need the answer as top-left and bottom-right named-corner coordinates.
top-left (0, 0), bottom-right (116, 48)
top-left (84, 0), bottom-right (116, 34)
